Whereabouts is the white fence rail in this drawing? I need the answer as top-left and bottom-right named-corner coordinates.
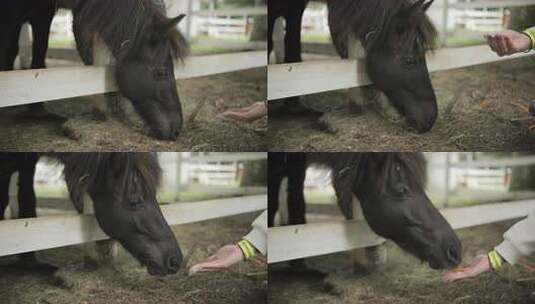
top-left (268, 45), bottom-right (534, 100)
top-left (0, 195), bottom-right (266, 257)
top-left (447, 0), bottom-right (535, 9)
top-left (0, 51), bottom-right (266, 108)
top-left (269, 198), bottom-right (535, 263)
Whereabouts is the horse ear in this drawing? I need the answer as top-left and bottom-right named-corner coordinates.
top-left (332, 168), bottom-right (358, 220)
top-left (422, 0), bottom-right (434, 12)
top-left (409, 0), bottom-right (426, 12)
top-left (159, 14), bottom-right (187, 32)
top-left (65, 174), bottom-right (89, 213)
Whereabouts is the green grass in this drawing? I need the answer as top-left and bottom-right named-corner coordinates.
top-left (49, 39), bottom-right (76, 48)
top-left (304, 189), bottom-right (336, 205)
top-left (443, 36), bottom-right (487, 48)
top-left (302, 34), bottom-right (331, 44)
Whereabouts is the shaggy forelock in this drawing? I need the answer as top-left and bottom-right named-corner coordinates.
top-left (328, 0), bottom-right (438, 55)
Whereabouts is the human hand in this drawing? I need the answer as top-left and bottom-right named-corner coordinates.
top-left (442, 254), bottom-right (491, 283)
top-left (188, 244), bottom-right (244, 275)
top-left (485, 30), bottom-right (532, 56)
top-left (218, 102), bottom-right (267, 122)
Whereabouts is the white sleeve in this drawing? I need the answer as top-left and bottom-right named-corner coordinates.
top-left (243, 210), bottom-right (267, 255)
top-left (495, 212), bottom-right (535, 265)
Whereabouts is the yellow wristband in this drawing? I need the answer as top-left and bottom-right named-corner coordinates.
top-left (488, 250), bottom-right (503, 271)
top-left (238, 239), bottom-right (256, 260)
top-left (523, 29), bottom-right (535, 51)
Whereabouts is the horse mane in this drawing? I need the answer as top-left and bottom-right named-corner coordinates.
top-left (328, 0), bottom-right (437, 56)
top-left (362, 153), bottom-right (428, 193)
top-left (309, 153), bottom-right (427, 218)
top-left (55, 153), bottom-right (162, 211)
top-left (74, 0), bottom-right (189, 61)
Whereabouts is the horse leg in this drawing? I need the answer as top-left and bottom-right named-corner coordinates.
top-left (286, 169), bottom-right (306, 226)
top-left (17, 155), bottom-right (38, 219)
top-left (267, 170), bottom-right (282, 227)
top-left (16, 155), bottom-right (57, 273)
top-left (6, 23), bottom-right (22, 71)
top-left (0, 174), bottom-right (13, 220)
top-left (29, 14), bottom-right (53, 70)
top-left (284, 8), bottom-right (304, 64)
top-left (0, 22), bottom-right (22, 71)
top-left (17, 156), bottom-right (37, 264)
top-left (277, 5), bottom-right (322, 114)
top-left (25, 13), bottom-right (55, 116)
top-left (267, 11), bottom-right (275, 59)
top-left (286, 156), bottom-right (307, 269)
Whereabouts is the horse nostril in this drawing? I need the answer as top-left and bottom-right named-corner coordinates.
top-left (167, 255), bottom-right (181, 272)
top-left (447, 246), bottom-right (461, 264)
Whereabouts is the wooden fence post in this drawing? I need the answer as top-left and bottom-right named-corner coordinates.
top-left (351, 196), bottom-right (387, 272)
top-left (82, 195), bottom-right (118, 269)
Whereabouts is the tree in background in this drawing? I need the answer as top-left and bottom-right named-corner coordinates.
top-left (509, 152), bottom-right (535, 192)
top-left (250, 0), bottom-right (267, 41)
top-left (240, 159), bottom-right (267, 187)
top-left (506, 7), bottom-right (535, 31)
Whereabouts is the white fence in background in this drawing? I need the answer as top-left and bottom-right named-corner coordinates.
top-left (177, 152), bottom-right (266, 188)
top-left (193, 7), bottom-right (266, 39)
top-left (454, 9), bottom-right (504, 32)
top-left (443, 155), bottom-right (535, 206)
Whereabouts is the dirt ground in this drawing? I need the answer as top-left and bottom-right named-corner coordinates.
top-left (0, 60), bottom-right (266, 152)
top-left (0, 212), bottom-right (267, 304)
top-left (268, 56), bottom-right (535, 151)
top-left (269, 219), bottom-right (535, 304)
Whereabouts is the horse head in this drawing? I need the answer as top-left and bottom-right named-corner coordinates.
top-left (115, 13), bottom-right (189, 140)
top-left (61, 153), bottom-right (182, 276)
top-left (332, 153), bottom-right (461, 270)
top-left (364, 0), bottom-right (438, 132)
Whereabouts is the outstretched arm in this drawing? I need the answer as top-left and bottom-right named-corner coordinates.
top-left (443, 212), bottom-right (535, 282)
top-left (484, 27), bottom-right (534, 56)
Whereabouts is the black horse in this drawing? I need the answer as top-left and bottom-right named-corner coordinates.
top-left (268, 152), bottom-right (462, 270)
top-left (1, 0), bottom-right (189, 140)
top-left (0, 153), bottom-right (182, 276)
top-left (269, 0), bottom-right (439, 133)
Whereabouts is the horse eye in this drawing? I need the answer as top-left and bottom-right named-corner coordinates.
top-left (404, 56), bottom-right (418, 66)
top-left (130, 200), bottom-right (145, 209)
top-left (395, 184), bottom-right (409, 196)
